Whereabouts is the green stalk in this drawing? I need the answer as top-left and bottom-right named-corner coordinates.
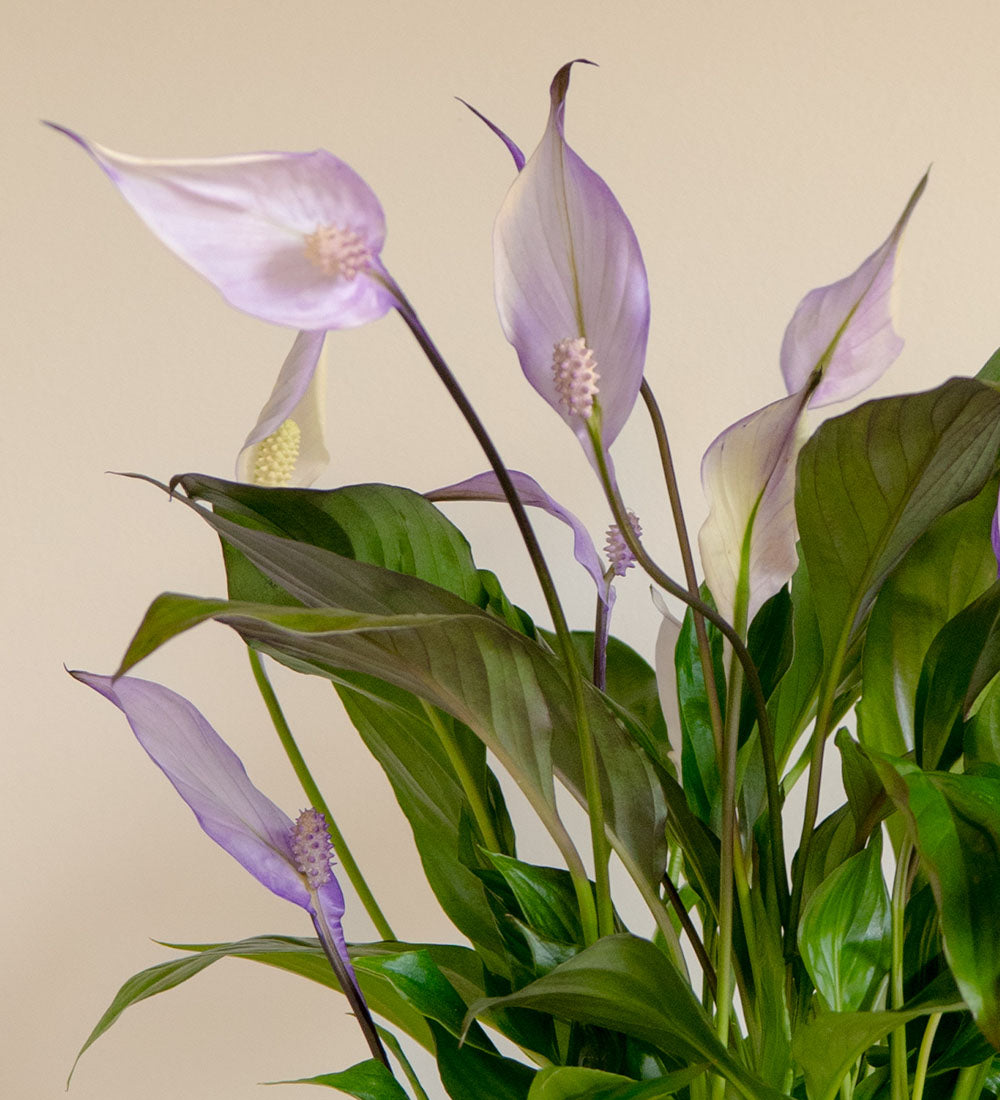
top-left (419, 700), bottom-right (502, 852)
top-left (248, 649), bottom-right (396, 941)
top-left (388, 287), bottom-right (607, 942)
top-left (890, 838), bottom-right (914, 1100)
top-left (911, 1012), bottom-right (942, 1100)
top-left (953, 1061), bottom-right (992, 1100)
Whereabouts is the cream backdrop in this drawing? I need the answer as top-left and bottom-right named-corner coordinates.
top-left (6, 2), bottom-right (1000, 1097)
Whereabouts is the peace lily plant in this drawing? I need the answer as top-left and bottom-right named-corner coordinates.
top-left (56, 62), bottom-right (1000, 1100)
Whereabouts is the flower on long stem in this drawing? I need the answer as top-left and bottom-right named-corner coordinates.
top-left (485, 62), bottom-right (650, 470)
top-left (70, 670), bottom-right (389, 1067)
top-left (699, 173), bottom-right (927, 630)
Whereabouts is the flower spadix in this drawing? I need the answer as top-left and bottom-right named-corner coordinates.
top-left (699, 174), bottom-right (927, 628)
top-left (491, 62), bottom-right (649, 467)
top-left (237, 330), bottom-right (329, 487)
top-left (47, 124), bottom-right (396, 331)
top-left (71, 671), bottom-right (357, 987)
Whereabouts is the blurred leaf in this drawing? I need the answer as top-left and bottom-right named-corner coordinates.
top-left (869, 756), bottom-right (1000, 1047)
top-left (796, 377), bottom-right (1000, 666)
top-left (467, 935), bottom-right (789, 1100)
top-left (915, 579), bottom-right (1000, 770)
top-left (856, 475), bottom-right (998, 757)
top-left (280, 1059), bottom-right (410, 1097)
top-left (799, 833), bottom-right (891, 1012)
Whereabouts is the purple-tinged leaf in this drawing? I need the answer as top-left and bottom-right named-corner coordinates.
top-left (780, 174), bottom-right (927, 408)
top-left (236, 330), bottom-right (329, 487)
top-left (427, 469), bottom-right (613, 606)
top-left (47, 124), bottom-right (398, 331)
top-left (492, 63), bottom-right (649, 466)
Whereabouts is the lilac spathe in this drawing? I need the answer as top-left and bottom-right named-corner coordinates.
top-left (491, 63), bottom-right (650, 466)
top-left (47, 123), bottom-right (397, 332)
top-left (71, 671), bottom-right (352, 971)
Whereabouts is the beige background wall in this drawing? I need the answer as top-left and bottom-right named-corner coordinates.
top-left (6, 2), bottom-right (1000, 1097)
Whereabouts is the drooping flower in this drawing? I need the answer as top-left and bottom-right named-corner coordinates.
top-left (47, 124), bottom-right (398, 331)
top-left (427, 469), bottom-right (615, 606)
top-left (237, 330), bottom-right (329, 487)
top-left (488, 63), bottom-right (650, 469)
top-left (698, 174), bottom-right (927, 629)
top-left (71, 671), bottom-right (359, 988)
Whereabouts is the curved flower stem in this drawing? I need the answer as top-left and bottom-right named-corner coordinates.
top-left (662, 870), bottom-right (718, 997)
top-left (388, 284), bottom-right (609, 943)
top-left (419, 700), bottom-right (503, 853)
top-left (248, 648), bottom-right (397, 942)
top-left (590, 435), bottom-right (790, 933)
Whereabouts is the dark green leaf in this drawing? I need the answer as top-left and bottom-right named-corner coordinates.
top-left (916, 579), bottom-right (1000, 770)
top-left (280, 1059), bottom-right (411, 1097)
top-left (484, 852), bottom-right (585, 946)
top-left (796, 378), bottom-right (1000, 665)
top-left (467, 935), bottom-right (789, 1100)
top-left (836, 729), bottom-right (887, 843)
top-left (430, 1020), bottom-right (534, 1100)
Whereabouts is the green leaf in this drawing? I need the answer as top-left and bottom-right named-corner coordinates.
top-left (280, 1059), bottom-right (411, 1097)
top-left (466, 935), bottom-right (789, 1100)
top-left (856, 475), bottom-right (999, 757)
top-left (868, 756), bottom-right (1000, 1048)
top-left (353, 950), bottom-right (496, 1053)
top-left (526, 1064), bottom-right (705, 1099)
top-left (484, 851), bottom-right (585, 946)
top-left (430, 1020), bottom-right (534, 1100)
top-left (798, 832), bottom-right (891, 1012)
top-left (796, 377), bottom-right (1000, 667)
top-left (836, 729), bottom-right (887, 842)
top-left (915, 579), bottom-right (1000, 770)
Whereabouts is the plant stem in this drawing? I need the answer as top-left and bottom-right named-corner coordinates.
top-left (389, 287), bottom-right (608, 942)
top-left (248, 648), bottom-right (396, 942)
top-left (954, 1061), bottom-right (992, 1100)
top-left (890, 837), bottom-right (915, 1100)
top-left (419, 699), bottom-right (503, 852)
top-left (640, 380), bottom-right (725, 763)
top-left (662, 870), bottom-right (718, 997)
top-left (911, 1012), bottom-right (942, 1100)
top-left (593, 585), bottom-right (611, 689)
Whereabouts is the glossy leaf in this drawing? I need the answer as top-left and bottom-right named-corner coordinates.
top-left (857, 475), bottom-right (999, 757)
top-left (466, 935), bottom-right (789, 1100)
top-left (870, 756), bottom-right (1000, 1047)
top-left (795, 377), bottom-right (1000, 661)
top-left (430, 1020), bottom-right (534, 1100)
top-left (280, 1060), bottom-right (410, 1097)
top-left (484, 852), bottom-right (584, 947)
top-left (798, 833), bottom-right (891, 1012)
top-left (915, 578), bottom-right (1000, 770)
